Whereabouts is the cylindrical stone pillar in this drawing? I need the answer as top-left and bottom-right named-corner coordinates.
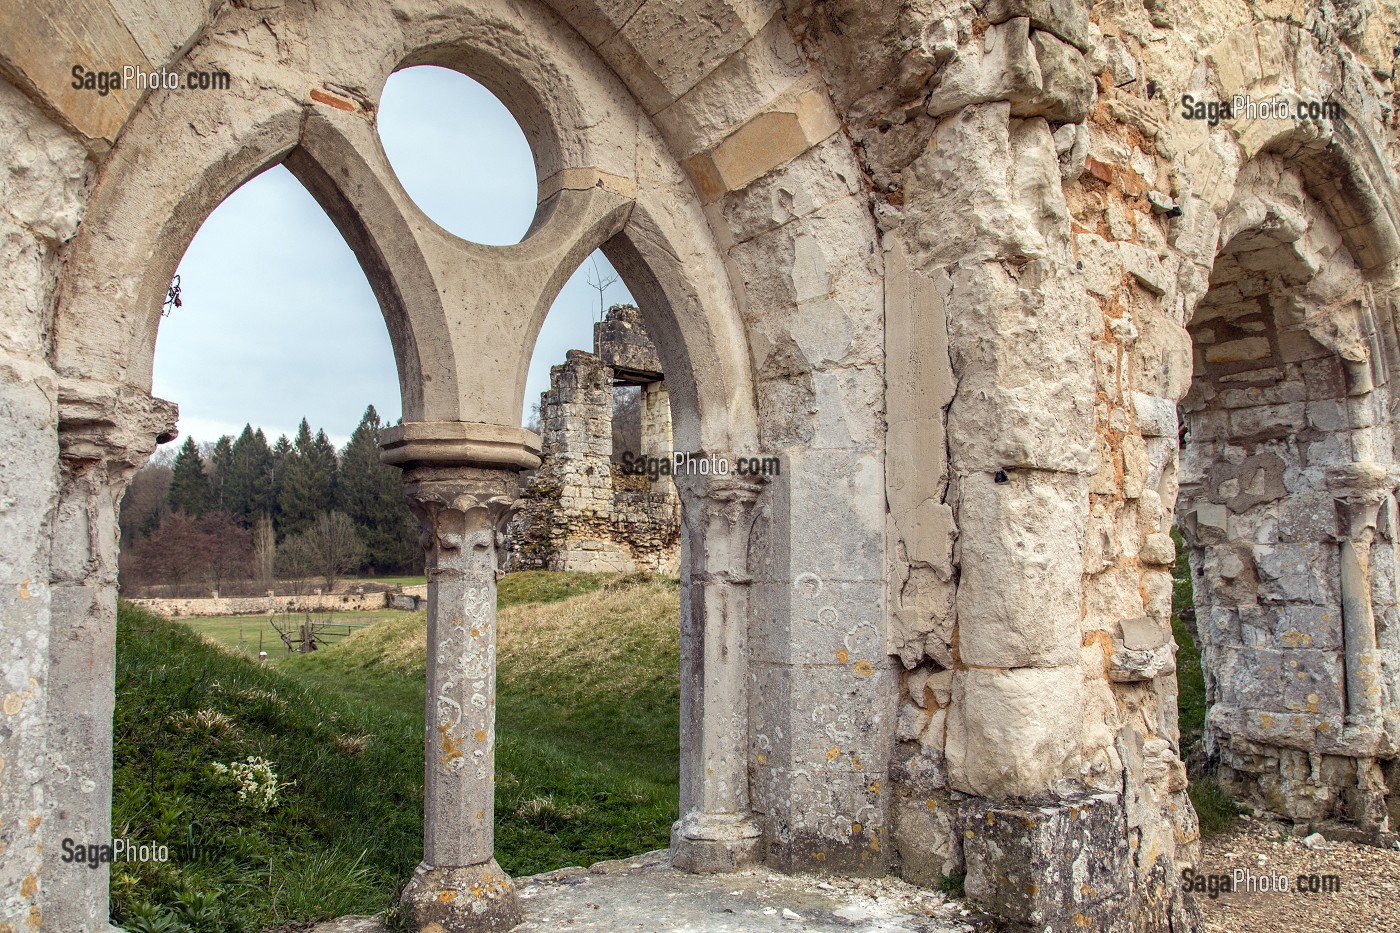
top-left (394, 459), bottom-right (523, 932)
top-left (670, 465), bottom-right (765, 872)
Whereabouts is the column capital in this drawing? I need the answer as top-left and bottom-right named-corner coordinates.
top-left (400, 467), bottom-right (520, 554)
top-left (673, 457), bottom-right (766, 521)
top-left (56, 378), bottom-right (178, 475)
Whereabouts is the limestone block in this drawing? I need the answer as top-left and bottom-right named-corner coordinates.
top-left (1132, 392), bottom-right (1178, 438)
top-left (681, 77), bottom-right (840, 198)
top-left (1109, 640), bottom-right (1176, 682)
top-left (1129, 306), bottom-right (1193, 402)
top-left (1279, 648), bottom-right (1345, 717)
top-left (892, 788), bottom-right (962, 885)
top-left (1254, 542), bottom-right (1339, 606)
top-left (728, 194), bottom-right (881, 317)
top-left (946, 666), bottom-right (1082, 797)
top-left (956, 470), bottom-right (1084, 668)
top-left (905, 102), bottom-right (1071, 266)
top-left (1141, 531), bottom-right (1176, 566)
top-left (602, 0), bottom-right (771, 110)
top-left (1083, 565), bottom-right (1148, 635)
top-left (1213, 645), bottom-right (1287, 710)
top-left (1123, 431), bottom-right (1148, 499)
top-left (654, 15), bottom-right (809, 158)
top-left (983, 0), bottom-right (1090, 50)
top-left (0, 0), bottom-right (154, 142)
top-left (1083, 504), bottom-right (1117, 575)
top-left (811, 365), bottom-right (883, 449)
top-left (926, 18), bottom-right (1040, 119)
top-left (544, 0), bottom-right (645, 47)
top-left (962, 794), bottom-right (1132, 931)
top-left (714, 135), bottom-right (861, 246)
top-left (749, 578), bottom-right (886, 668)
top-left (107, 0), bottom-right (211, 64)
top-left (1272, 604), bottom-right (1342, 650)
top-left (750, 446), bottom-right (885, 585)
top-left (1020, 30), bottom-right (1095, 123)
top-left (0, 81), bottom-right (93, 243)
top-left (944, 264), bottom-right (1096, 473)
top-left (1204, 544), bottom-right (1258, 604)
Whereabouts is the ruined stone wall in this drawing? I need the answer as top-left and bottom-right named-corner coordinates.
top-left (505, 309), bottom-right (680, 574)
top-left (785, 0), bottom-right (1400, 927)
top-left (0, 76), bottom-right (91, 933)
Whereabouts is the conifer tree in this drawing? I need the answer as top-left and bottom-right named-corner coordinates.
top-left (277, 419), bottom-right (335, 537)
top-left (209, 435), bottom-right (234, 512)
top-left (337, 405), bottom-right (418, 572)
top-left (167, 436), bottom-right (212, 516)
top-left (226, 425), bottom-right (275, 525)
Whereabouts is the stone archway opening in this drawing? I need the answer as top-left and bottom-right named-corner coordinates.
top-left (1177, 160), bottom-right (1400, 833)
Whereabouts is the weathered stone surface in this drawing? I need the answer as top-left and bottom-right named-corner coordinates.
top-left (956, 470), bottom-right (1084, 667)
top-left (946, 666), bottom-right (1082, 797)
top-left (962, 794), bottom-right (1132, 931)
top-left (7, 1), bottom-right (1400, 931)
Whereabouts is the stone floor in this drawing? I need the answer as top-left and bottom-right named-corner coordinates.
top-left (312, 851), bottom-right (986, 933)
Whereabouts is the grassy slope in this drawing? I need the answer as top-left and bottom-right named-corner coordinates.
top-left (112, 571), bottom-right (680, 931)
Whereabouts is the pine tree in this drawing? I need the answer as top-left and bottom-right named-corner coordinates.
top-left (277, 419), bottom-right (335, 538)
top-left (270, 433), bottom-right (293, 534)
top-left (337, 405), bottom-right (419, 573)
top-left (225, 425), bottom-right (275, 525)
top-left (209, 435), bottom-right (233, 512)
top-left (167, 436), bottom-right (212, 516)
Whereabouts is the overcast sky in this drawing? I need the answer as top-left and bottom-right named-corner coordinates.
top-left (154, 65), bottom-right (633, 449)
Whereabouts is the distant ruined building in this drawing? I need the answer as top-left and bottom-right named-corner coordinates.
top-left (505, 304), bottom-right (680, 573)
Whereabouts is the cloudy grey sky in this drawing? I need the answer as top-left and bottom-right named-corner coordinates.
top-left (153, 65), bottom-right (632, 449)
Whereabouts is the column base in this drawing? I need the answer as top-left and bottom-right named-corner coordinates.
top-left (670, 812), bottom-right (763, 873)
top-left (399, 859), bottom-right (523, 932)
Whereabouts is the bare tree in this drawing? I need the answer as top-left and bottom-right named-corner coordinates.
top-left (253, 515), bottom-right (277, 585)
top-left (281, 511), bottom-right (367, 592)
top-left (585, 255), bottom-right (618, 323)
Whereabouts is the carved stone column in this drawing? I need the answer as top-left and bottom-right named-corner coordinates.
top-left (385, 423), bottom-right (536, 932)
top-left (47, 381), bottom-right (177, 933)
top-left (670, 465), bottom-right (765, 872)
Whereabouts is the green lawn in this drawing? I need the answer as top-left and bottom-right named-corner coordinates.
top-left (112, 571), bottom-right (680, 932)
top-left (359, 575), bottom-right (426, 587)
top-left (183, 611), bottom-right (403, 658)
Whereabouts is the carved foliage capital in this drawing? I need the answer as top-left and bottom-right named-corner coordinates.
top-left (402, 467), bottom-right (519, 555)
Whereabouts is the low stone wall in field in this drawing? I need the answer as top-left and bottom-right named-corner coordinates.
top-left (129, 592), bottom-right (399, 618)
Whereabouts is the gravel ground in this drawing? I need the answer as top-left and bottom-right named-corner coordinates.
top-left (1197, 815), bottom-right (1400, 933)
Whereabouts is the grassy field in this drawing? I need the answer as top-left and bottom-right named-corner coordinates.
top-left (112, 571), bottom-right (680, 932)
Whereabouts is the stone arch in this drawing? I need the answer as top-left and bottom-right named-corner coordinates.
top-left (43, 0), bottom-right (796, 927)
top-left (1178, 151), bottom-right (1400, 829)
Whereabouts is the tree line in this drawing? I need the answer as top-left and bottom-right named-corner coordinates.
top-left (120, 405), bottom-right (421, 595)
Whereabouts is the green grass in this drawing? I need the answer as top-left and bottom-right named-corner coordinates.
top-left (1170, 527), bottom-right (1207, 757)
top-left (360, 575), bottom-right (426, 587)
top-left (112, 603), bottom-right (424, 932)
top-left (183, 611), bottom-right (404, 658)
top-left (113, 572), bottom-right (680, 930)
